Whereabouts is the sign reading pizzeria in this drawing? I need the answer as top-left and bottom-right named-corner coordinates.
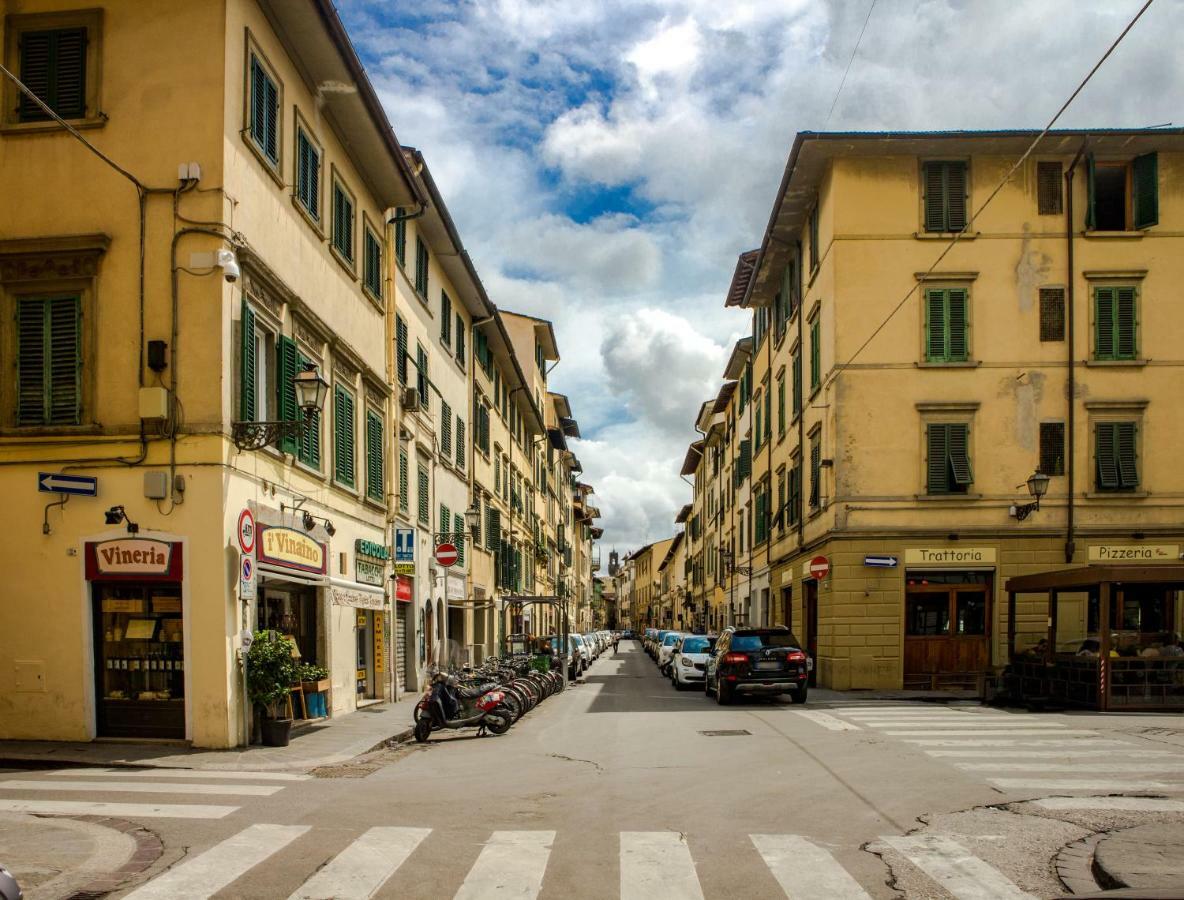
top-left (256, 525), bottom-right (327, 575)
top-left (85, 539), bottom-right (182, 582)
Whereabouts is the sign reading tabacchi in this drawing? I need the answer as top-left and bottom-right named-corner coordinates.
top-left (904, 547), bottom-right (997, 565)
top-left (256, 525), bottom-right (327, 574)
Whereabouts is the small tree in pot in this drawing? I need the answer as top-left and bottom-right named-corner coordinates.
top-left (246, 630), bottom-right (299, 746)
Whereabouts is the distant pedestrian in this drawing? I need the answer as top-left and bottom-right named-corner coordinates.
top-left (613, 634), bottom-right (620, 654)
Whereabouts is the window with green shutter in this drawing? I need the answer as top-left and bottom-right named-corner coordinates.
top-left (809, 435), bottom-right (822, 508)
top-left (365, 409), bottom-right (383, 502)
top-left (777, 376), bottom-right (786, 436)
top-left (415, 344), bottom-right (428, 406)
top-left (417, 464), bottom-right (430, 524)
top-left (808, 204), bottom-right (819, 271)
top-left (398, 449), bottom-right (409, 513)
top-left (455, 418), bottom-right (466, 469)
top-left (393, 210), bottom-right (406, 266)
top-left (16, 295), bottom-right (81, 427)
top-left (472, 500), bottom-right (483, 546)
top-left (924, 288), bottom-right (970, 363)
top-left (809, 317), bottom-right (821, 390)
top-left (414, 238), bottom-right (429, 298)
top-left (754, 396), bottom-right (762, 451)
top-left (926, 423), bottom-right (973, 494)
top-left (332, 384), bottom-right (355, 487)
top-left (249, 55), bottom-right (279, 165)
top-left (331, 181), bottom-right (354, 264)
top-left (440, 504), bottom-right (450, 538)
top-left (764, 386), bottom-right (772, 442)
top-left (1087, 154), bottom-right (1158, 231)
top-left (922, 161), bottom-right (968, 232)
top-left (1132, 154), bottom-right (1158, 229)
top-left (363, 227), bottom-right (382, 299)
top-left (485, 504), bottom-right (500, 551)
top-left (792, 351), bottom-right (802, 416)
top-left (1095, 421), bottom-right (1138, 491)
top-left (296, 353), bottom-right (321, 469)
top-left (456, 315), bottom-right (465, 364)
top-left (275, 335), bottom-right (299, 453)
top-left (295, 128), bottom-right (320, 221)
top-left (440, 401), bottom-right (452, 456)
top-left (239, 299), bottom-right (257, 422)
top-left (396, 316), bottom-right (408, 385)
top-left (17, 27), bottom-right (88, 122)
top-left (440, 292), bottom-right (452, 345)
top-left (787, 463), bottom-right (801, 525)
top-left (1093, 286), bottom-right (1137, 360)
top-left (453, 514), bottom-right (465, 565)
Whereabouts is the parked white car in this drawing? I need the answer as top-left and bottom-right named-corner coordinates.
top-left (670, 635), bottom-right (715, 689)
top-left (657, 632), bottom-right (684, 675)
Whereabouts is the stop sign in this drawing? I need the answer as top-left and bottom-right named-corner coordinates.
top-left (808, 555), bottom-right (830, 580)
top-left (434, 542), bottom-right (458, 567)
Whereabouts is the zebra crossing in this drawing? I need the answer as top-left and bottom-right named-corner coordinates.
top-left (111, 824), bottom-right (1040, 899)
top-left (0, 767), bottom-right (306, 820)
top-left (816, 703), bottom-right (1184, 809)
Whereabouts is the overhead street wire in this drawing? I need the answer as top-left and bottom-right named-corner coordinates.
top-left (831, 0), bottom-right (1156, 379)
top-left (822, 0), bottom-right (877, 131)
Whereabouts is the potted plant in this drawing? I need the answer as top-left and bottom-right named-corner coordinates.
top-left (298, 663), bottom-right (330, 694)
top-left (246, 630), bottom-right (298, 746)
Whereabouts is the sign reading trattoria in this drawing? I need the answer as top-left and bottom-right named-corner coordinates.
top-left (1088, 544), bottom-right (1179, 563)
top-left (355, 538), bottom-right (389, 587)
top-left (256, 525), bottom-right (327, 574)
top-left (904, 547), bottom-right (997, 565)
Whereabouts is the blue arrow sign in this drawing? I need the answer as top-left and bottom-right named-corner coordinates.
top-left (38, 472), bottom-right (98, 496)
top-left (864, 555), bottom-right (898, 568)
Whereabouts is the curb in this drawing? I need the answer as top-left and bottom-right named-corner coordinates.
top-left (1054, 832), bottom-right (1107, 895)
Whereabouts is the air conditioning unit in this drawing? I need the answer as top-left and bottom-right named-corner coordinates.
top-left (401, 387), bottom-right (421, 411)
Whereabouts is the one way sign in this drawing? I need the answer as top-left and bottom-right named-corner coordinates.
top-left (38, 472), bottom-right (98, 496)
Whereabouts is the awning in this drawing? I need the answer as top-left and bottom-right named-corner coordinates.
top-left (329, 576), bottom-right (386, 609)
top-left (259, 563), bottom-right (328, 588)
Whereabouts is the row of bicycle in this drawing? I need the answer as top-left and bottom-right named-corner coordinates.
top-left (641, 626), bottom-right (812, 704)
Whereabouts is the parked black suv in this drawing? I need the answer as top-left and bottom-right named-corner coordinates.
top-left (705, 626), bottom-right (809, 705)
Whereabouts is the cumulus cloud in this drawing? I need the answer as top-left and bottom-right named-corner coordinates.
top-left (337, 0), bottom-right (1184, 548)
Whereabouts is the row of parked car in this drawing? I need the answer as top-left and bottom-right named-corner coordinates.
top-left (544, 629), bottom-right (618, 680)
top-left (640, 625), bottom-right (812, 704)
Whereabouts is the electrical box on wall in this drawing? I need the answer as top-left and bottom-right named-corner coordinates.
top-left (144, 471), bottom-right (169, 500)
top-left (138, 387), bottom-right (169, 420)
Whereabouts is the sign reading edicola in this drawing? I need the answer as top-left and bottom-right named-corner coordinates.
top-left (355, 539), bottom-right (390, 587)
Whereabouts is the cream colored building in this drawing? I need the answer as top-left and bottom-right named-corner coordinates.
top-left (691, 128), bottom-right (1184, 691)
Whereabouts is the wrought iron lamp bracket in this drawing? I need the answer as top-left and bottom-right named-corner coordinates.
top-left (231, 419), bottom-right (307, 452)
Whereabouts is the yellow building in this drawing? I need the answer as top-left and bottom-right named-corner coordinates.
top-left (0, 0), bottom-right (424, 745)
top-left (719, 128), bottom-right (1184, 690)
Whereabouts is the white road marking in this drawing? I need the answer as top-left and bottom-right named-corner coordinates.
top-left (0, 779), bottom-right (282, 796)
top-left (881, 834), bottom-right (1037, 900)
top-left (861, 721), bottom-right (1065, 729)
top-left (885, 729), bottom-right (1099, 737)
top-left (790, 710), bottom-right (862, 731)
top-left (751, 834), bottom-right (871, 899)
top-left (454, 830), bottom-right (555, 900)
top-left (926, 749), bottom-right (1174, 758)
top-left (1033, 797), bottom-right (1184, 812)
top-left (837, 707), bottom-right (995, 715)
top-left (621, 831), bottom-right (704, 900)
top-left (0, 798), bottom-right (237, 818)
top-left (991, 778), bottom-right (1182, 791)
top-left (290, 826), bottom-right (431, 900)
top-left (43, 767), bottom-right (308, 781)
top-left (905, 738), bottom-right (1125, 747)
top-left (959, 762), bottom-right (1184, 773)
top-left (123, 823), bottom-right (308, 899)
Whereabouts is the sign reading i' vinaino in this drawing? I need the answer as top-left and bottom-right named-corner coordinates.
top-left (257, 525), bottom-right (327, 574)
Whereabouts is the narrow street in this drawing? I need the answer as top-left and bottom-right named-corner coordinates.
top-left (4, 641), bottom-right (1184, 898)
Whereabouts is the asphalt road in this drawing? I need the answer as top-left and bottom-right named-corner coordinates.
top-left (5, 640), bottom-right (1184, 898)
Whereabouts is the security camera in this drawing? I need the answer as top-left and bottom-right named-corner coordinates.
top-left (216, 248), bottom-right (240, 283)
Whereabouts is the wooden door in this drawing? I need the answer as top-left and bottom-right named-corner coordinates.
top-left (805, 579), bottom-right (818, 686)
top-left (904, 579), bottom-right (991, 675)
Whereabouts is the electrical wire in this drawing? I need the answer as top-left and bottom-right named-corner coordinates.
top-left (822, 0), bottom-right (877, 130)
top-left (832, 0), bottom-right (1156, 377)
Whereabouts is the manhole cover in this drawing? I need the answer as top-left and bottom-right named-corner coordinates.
top-left (699, 729), bottom-right (751, 737)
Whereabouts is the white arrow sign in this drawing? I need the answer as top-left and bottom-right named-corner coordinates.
top-left (864, 555), bottom-right (898, 568)
top-left (38, 472), bottom-right (98, 496)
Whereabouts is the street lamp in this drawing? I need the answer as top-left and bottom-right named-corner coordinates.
top-left (1010, 469), bottom-right (1051, 521)
top-left (232, 362), bottom-right (329, 451)
top-left (465, 502), bottom-right (481, 539)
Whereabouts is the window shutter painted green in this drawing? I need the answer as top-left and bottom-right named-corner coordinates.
top-left (923, 162), bottom-right (945, 232)
top-left (17, 295), bottom-right (81, 427)
top-left (486, 506), bottom-right (500, 551)
top-left (1085, 154), bottom-right (1096, 230)
top-left (276, 335), bottom-right (299, 453)
top-left (455, 418), bottom-right (466, 469)
top-left (924, 162), bottom-right (967, 232)
top-left (1116, 422), bottom-right (1138, 489)
top-left (809, 439), bottom-right (821, 507)
top-left (333, 385), bottom-right (355, 487)
top-left (1133, 153), bottom-right (1157, 229)
top-left (927, 423), bottom-right (949, 493)
top-left (18, 31), bottom-right (53, 121)
top-left (1095, 422), bottom-right (1119, 489)
top-left (1115, 287), bottom-right (1137, 359)
top-left (396, 316), bottom-right (408, 385)
top-left (473, 501), bottom-right (483, 546)
top-left (398, 449), bottom-right (409, 512)
top-left (364, 230), bottom-right (381, 297)
top-left (20, 28), bottom-right (88, 122)
top-left (365, 411), bottom-right (383, 502)
top-left (948, 423), bottom-right (972, 485)
top-left (925, 289), bottom-right (946, 361)
top-left (297, 353), bottom-right (321, 466)
top-left (764, 388), bottom-right (772, 441)
top-left (810, 319), bottom-right (821, 389)
top-left (440, 293), bottom-right (452, 344)
top-left (417, 465), bottom-right (429, 523)
top-left (453, 514), bottom-right (465, 565)
top-left (1094, 287), bottom-right (1115, 359)
top-left (754, 403), bottom-right (762, 450)
top-left (440, 504), bottom-right (450, 537)
top-left (297, 131), bottom-right (319, 219)
top-left (416, 345), bottom-right (428, 405)
top-left (249, 57), bottom-right (278, 163)
top-left (456, 316), bottom-right (465, 361)
top-left (945, 162), bottom-right (967, 231)
top-left (777, 378), bottom-right (786, 435)
top-left (947, 288), bottom-right (968, 361)
top-left (440, 401), bottom-right (452, 456)
top-left (792, 352), bottom-right (802, 415)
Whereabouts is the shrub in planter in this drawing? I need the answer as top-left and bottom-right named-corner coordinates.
top-left (246, 631), bottom-right (299, 745)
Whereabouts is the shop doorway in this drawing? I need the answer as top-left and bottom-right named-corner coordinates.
top-left (804, 579), bottom-right (818, 687)
top-left (258, 584), bottom-right (319, 664)
top-left (904, 570), bottom-right (991, 686)
top-left (395, 601), bottom-right (409, 692)
top-left (355, 610), bottom-right (377, 702)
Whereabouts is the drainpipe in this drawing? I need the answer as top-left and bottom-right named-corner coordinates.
top-left (796, 241), bottom-right (806, 551)
top-left (1064, 145), bottom-right (1086, 564)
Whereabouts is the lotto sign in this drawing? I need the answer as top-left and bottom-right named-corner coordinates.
top-left (808, 556), bottom-right (830, 580)
top-left (434, 543), bottom-right (458, 567)
top-left (237, 508), bottom-right (256, 554)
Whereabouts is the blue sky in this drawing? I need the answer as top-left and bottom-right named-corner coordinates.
top-left (336, 0), bottom-right (1183, 550)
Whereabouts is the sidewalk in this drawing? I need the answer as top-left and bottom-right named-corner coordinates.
top-left (0, 694), bottom-right (421, 773)
top-left (1093, 822), bottom-right (1184, 893)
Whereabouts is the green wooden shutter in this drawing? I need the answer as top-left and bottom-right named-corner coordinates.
top-left (1116, 422), bottom-right (1138, 489)
top-left (1133, 153), bottom-right (1158, 229)
top-left (20, 28), bottom-right (88, 122)
top-left (754, 402), bottom-right (762, 450)
top-left (792, 352), bottom-right (802, 414)
top-left (396, 316), bottom-right (408, 384)
top-left (926, 289), bottom-right (947, 361)
top-left (16, 298), bottom-right (46, 425)
top-left (440, 504), bottom-right (450, 537)
top-left (486, 506), bottom-right (500, 551)
top-left (810, 319), bottom-right (821, 389)
top-left (923, 162), bottom-right (945, 232)
top-left (365, 411), bottom-right (384, 501)
top-left (1095, 422), bottom-right (1119, 489)
top-left (809, 439), bottom-right (821, 507)
top-left (1085, 154), bottom-right (1096, 230)
top-left (473, 500), bottom-right (483, 546)
top-left (333, 385), bottom-right (355, 487)
top-left (927, 423), bottom-right (950, 493)
top-left (456, 316), bottom-right (465, 361)
top-left (440, 401), bottom-right (452, 456)
top-left (947, 288), bottom-right (969, 361)
top-left (777, 378), bottom-right (786, 435)
top-left (276, 335), bottom-right (299, 453)
top-left (398, 449), bottom-right (409, 512)
top-left (455, 418), bottom-right (466, 469)
top-left (417, 465), bottom-right (429, 523)
top-left (18, 31), bottom-right (53, 121)
top-left (453, 514), bottom-right (465, 565)
top-left (1094, 287), bottom-right (1116, 359)
top-left (948, 423), bottom-right (972, 485)
top-left (17, 295), bottom-right (81, 426)
top-left (1115, 287), bottom-right (1137, 359)
top-left (416, 345), bottom-right (427, 404)
top-left (440, 293), bottom-right (452, 345)
top-left (945, 162), bottom-right (967, 231)
top-left (764, 388), bottom-right (772, 441)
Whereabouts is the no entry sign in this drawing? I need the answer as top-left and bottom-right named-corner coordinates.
top-left (808, 555), bottom-right (830, 580)
top-left (434, 542), bottom-right (458, 567)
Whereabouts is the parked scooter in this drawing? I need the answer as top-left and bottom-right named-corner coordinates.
top-left (414, 669), bottom-right (512, 742)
